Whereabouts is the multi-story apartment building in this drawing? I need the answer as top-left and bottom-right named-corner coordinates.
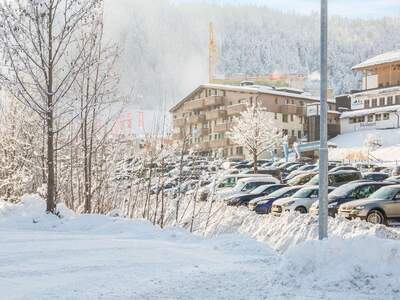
top-left (170, 83), bottom-right (337, 158)
top-left (339, 50), bottom-right (400, 134)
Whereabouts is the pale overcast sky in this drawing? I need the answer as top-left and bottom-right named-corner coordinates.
top-left (174, 0), bottom-right (400, 18)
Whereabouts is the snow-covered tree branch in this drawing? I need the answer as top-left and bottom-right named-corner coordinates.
top-left (229, 103), bottom-right (282, 172)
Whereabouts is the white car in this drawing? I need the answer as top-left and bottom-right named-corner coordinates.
top-left (217, 177), bottom-right (280, 200)
top-left (271, 186), bottom-right (335, 216)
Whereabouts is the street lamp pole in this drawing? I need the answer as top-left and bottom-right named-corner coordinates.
top-left (319, 0), bottom-right (329, 240)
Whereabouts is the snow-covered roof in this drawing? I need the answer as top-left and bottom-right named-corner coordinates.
top-left (352, 50), bottom-right (400, 70)
top-left (170, 83), bottom-right (335, 112)
top-left (340, 105), bottom-right (400, 119)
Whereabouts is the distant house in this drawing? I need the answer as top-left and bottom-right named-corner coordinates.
top-left (339, 50), bottom-right (400, 134)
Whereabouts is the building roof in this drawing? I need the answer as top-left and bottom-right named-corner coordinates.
top-left (340, 105), bottom-right (400, 119)
top-left (170, 83), bottom-right (335, 112)
top-left (352, 50), bottom-right (400, 71)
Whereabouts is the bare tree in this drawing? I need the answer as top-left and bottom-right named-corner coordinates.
top-left (0, 0), bottom-right (104, 212)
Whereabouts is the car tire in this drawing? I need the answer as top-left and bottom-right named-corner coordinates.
top-left (366, 210), bottom-right (386, 225)
top-left (295, 206), bottom-right (307, 214)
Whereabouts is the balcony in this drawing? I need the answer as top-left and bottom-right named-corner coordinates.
top-left (280, 104), bottom-right (297, 114)
top-left (173, 118), bottom-right (186, 127)
top-left (198, 142), bottom-right (210, 151)
top-left (204, 96), bottom-right (224, 106)
top-left (172, 132), bottom-right (183, 140)
top-left (214, 123), bottom-right (232, 133)
top-left (184, 98), bottom-right (205, 110)
top-left (187, 114), bottom-right (205, 124)
top-left (226, 104), bottom-right (247, 116)
top-left (199, 128), bottom-right (209, 136)
top-left (209, 139), bottom-right (230, 148)
top-left (205, 110), bottom-right (227, 120)
top-left (296, 106), bottom-right (306, 116)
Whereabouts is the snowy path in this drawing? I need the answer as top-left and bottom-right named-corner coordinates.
top-left (1, 197), bottom-right (400, 299)
top-left (0, 229), bottom-right (285, 300)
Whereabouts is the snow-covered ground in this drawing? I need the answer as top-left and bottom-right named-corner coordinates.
top-left (329, 128), bottom-right (400, 162)
top-left (330, 128), bottom-right (400, 149)
top-left (1, 196), bottom-right (400, 299)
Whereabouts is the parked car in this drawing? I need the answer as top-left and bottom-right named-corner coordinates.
top-left (281, 163), bottom-right (303, 178)
top-left (218, 177), bottom-right (280, 200)
top-left (241, 167), bottom-right (281, 179)
top-left (226, 184), bottom-right (287, 206)
top-left (271, 186), bottom-right (335, 216)
top-left (251, 185), bottom-right (303, 214)
top-left (329, 165), bottom-right (359, 173)
top-left (199, 173), bottom-right (276, 201)
top-left (284, 164), bottom-right (317, 181)
top-left (387, 176), bottom-right (400, 183)
top-left (338, 185), bottom-right (400, 225)
top-left (307, 170), bottom-right (362, 187)
top-left (309, 181), bottom-right (392, 216)
top-left (362, 172), bottom-right (389, 182)
top-left (277, 162), bottom-right (300, 171)
top-left (286, 171), bottom-right (317, 185)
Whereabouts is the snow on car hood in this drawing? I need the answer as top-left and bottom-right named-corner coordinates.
top-left (272, 197), bottom-right (293, 206)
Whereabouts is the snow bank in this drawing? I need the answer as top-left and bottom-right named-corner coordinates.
top-left (281, 236), bottom-right (400, 298)
top-left (170, 201), bottom-right (400, 253)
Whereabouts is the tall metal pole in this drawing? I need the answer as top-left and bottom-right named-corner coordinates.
top-left (319, 0), bottom-right (329, 240)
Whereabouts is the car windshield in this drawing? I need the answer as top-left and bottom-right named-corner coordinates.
top-left (250, 185), bottom-right (271, 194)
top-left (329, 183), bottom-right (357, 197)
top-left (369, 186), bottom-right (400, 200)
top-left (292, 188), bottom-right (315, 198)
top-left (266, 186), bottom-right (293, 198)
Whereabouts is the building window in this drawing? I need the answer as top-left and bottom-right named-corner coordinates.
top-left (298, 131), bottom-right (302, 139)
top-left (275, 98), bottom-right (278, 104)
top-left (388, 96), bottom-right (394, 106)
top-left (364, 100), bottom-right (370, 108)
top-left (236, 147), bottom-right (243, 155)
top-left (286, 99), bottom-right (290, 104)
top-left (379, 97), bottom-right (385, 106)
top-left (357, 116), bottom-right (365, 123)
top-left (376, 114), bottom-right (382, 121)
top-left (299, 116), bottom-right (303, 124)
top-left (291, 130), bottom-right (295, 136)
top-left (282, 114), bottom-right (288, 123)
top-left (300, 101), bottom-right (304, 106)
top-left (396, 95), bottom-right (400, 105)
top-left (383, 113), bottom-right (390, 120)
top-left (372, 99), bottom-right (377, 107)
top-left (290, 114), bottom-right (294, 122)
top-left (367, 114), bottom-right (374, 122)
top-left (274, 113), bottom-right (277, 120)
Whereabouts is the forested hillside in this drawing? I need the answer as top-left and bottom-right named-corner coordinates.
top-left (106, 0), bottom-right (400, 108)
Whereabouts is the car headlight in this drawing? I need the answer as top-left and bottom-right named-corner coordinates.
top-left (283, 200), bottom-right (295, 206)
top-left (355, 206), bottom-right (365, 210)
top-left (328, 202), bottom-right (338, 209)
